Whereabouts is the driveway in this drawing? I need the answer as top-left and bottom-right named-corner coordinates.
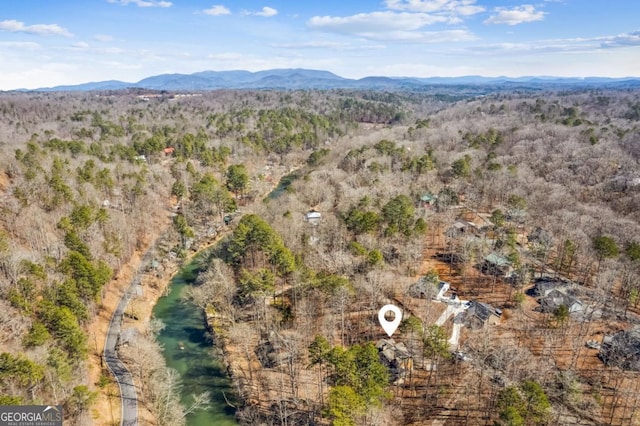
top-left (434, 299), bottom-right (469, 348)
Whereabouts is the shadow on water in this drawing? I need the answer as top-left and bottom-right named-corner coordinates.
top-left (153, 251), bottom-right (238, 425)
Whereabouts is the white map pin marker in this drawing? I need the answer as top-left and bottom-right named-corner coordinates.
top-left (378, 304), bottom-right (402, 337)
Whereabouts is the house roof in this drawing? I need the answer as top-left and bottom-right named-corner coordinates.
top-left (539, 289), bottom-right (583, 313)
top-left (531, 277), bottom-right (583, 313)
top-left (467, 300), bottom-right (499, 322)
top-left (446, 220), bottom-right (479, 238)
top-left (305, 210), bottom-right (322, 224)
top-left (531, 277), bottom-right (574, 298)
top-left (377, 339), bottom-right (411, 361)
top-left (600, 326), bottom-right (640, 371)
top-left (408, 277), bottom-right (440, 299)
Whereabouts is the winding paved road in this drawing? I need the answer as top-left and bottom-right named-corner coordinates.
top-left (103, 229), bottom-right (188, 425)
top-left (104, 244), bottom-right (158, 426)
top-left (104, 271), bottom-right (140, 426)
top-left (101, 166), bottom-right (294, 425)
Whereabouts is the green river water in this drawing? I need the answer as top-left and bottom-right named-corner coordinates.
top-left (152, 171), bottom-right (299, 425)
top-left (152, 252), bottom-right (238, 426)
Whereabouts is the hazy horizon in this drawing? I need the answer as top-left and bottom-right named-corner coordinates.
top-left (1, 0), bottom-right (639, 90)
top-left (19, 68), bottom-right (640, 92)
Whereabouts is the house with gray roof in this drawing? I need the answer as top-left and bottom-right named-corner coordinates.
top-left (377, 339), bottom-right (413, 383)
top-left (599, 326), bottom-right (640, 371)
top-left (304, 209), bottom-right (322, 226)
top-left (462, 300), bottom-right (501, 330)
top-left (407, 276), bottom-right (440, 299)
top-left (531, 277), bottom-right (584, 314)
top-left (446, 219), bottom-right (479, 238)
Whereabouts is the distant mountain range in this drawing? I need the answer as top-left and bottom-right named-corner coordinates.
top-left (30, 68), bottom-right (640, 92)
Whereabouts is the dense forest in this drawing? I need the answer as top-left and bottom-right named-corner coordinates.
top-left (0, 87), bottom-right (639, 425)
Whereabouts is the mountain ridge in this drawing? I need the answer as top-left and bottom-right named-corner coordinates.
top-left (25, 68), bottom-right (640, 92)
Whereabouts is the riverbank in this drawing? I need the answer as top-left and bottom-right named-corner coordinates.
top-left (87, 225), bottom-right (173, 425)
top-left (89, 221), bottom-right (224, 425)
top-left (83, 162), bottom-right (180, 425)
top-left (202, 310), bottom-right (256, 419)
top-left (153, 252), bottom-right (238, 425)
top-left (92, 161), bottom-right (301, 425)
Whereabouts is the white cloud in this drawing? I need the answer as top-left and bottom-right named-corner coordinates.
top-left (270, 40), bottom-right (387, 51)
top-left (306, 3), bottom-right (483, 44)
top-left (98, 47), bottom-right (126, 54)
top-left (242, 6), bottom-right (278, 17)
top-left (207, 52), bottom-right (244, 60)
top-left (203, 5), bottom-right (231, 16)
top-left (308, 11), bottom-right (452, 35)
top-left (484, 5), bottom-right (546, 26)
top-left (467, 31), bottom-right (640, 55)
top-left (0, 41), bottom-right (41, 50)
top-left (271, 41), bottom-right (349, 49)
top-left (255, 7), bottom-right (278, 17)
top-left (93, 34), bottom-right (114, 42)
top-left (72, 41), bottom-right (90, 49)
top-left (0, 62), bottom-right (79, 90)
top-left (0, 19), bottom-right (73, 37)
top-left (107, 0), bottom-right (172, 7)
top-left (384, 0), bottom-right (484, 15)
top-left (367, 29), bottom-right (476, 43)
top-left (599, 31), bottom-right (640, 48)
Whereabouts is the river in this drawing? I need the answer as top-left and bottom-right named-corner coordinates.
top-left (152, 170), bottom-right (300, 425)
top-left (153, 252), bottom-right (238, 426)
top-left (264, 169), bottom-right (299, 200)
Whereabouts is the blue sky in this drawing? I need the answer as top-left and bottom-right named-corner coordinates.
top-left (0, 0), bottom-right (639, 89)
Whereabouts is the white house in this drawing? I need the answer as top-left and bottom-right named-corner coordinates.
top-left (304, 210), bottom-right (322, 226)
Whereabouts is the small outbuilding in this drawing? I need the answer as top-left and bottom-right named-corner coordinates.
top-left (304, 209), bottom-right (322, 226)
top-left (420, 193), bottom-right (437, 209)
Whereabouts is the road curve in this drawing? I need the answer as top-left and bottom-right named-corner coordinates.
top-left (104, 268), bottom-right (146, 426)
top-left (101, 166), bottom-right (293, 425)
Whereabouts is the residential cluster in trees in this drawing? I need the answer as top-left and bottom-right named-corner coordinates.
top-left (1, 86), bottom-right (640, 425)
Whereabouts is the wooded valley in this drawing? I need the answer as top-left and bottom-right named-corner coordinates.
top-left (1, 87), bottom-right (639, 425)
